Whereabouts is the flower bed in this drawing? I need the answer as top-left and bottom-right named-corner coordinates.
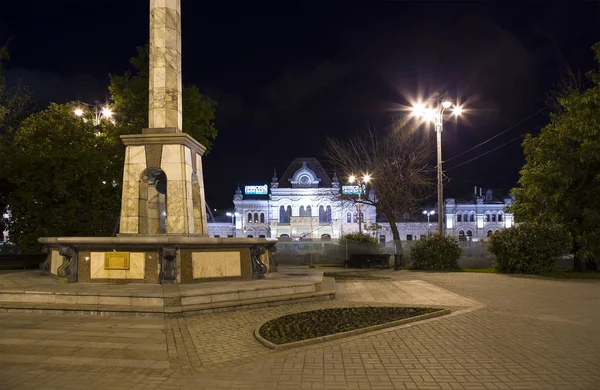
top-left (322, 272), bottom-right (390, 281)
top-left (259, 306), bottom-right (440, 345)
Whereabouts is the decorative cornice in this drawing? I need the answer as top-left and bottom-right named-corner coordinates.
top-left (121, 132), bottom-right (207, 156)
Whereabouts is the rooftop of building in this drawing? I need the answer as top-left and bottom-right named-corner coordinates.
top-left (277, 157), bottom-right (332, 188)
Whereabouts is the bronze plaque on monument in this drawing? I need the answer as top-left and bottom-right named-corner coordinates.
top-left (104, 252), bottom-right (131, 270)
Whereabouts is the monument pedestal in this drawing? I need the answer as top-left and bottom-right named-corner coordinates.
top-left (39, 236), bottom-right (275, 284)
top-left (119, 131), bottom-right (208, 236)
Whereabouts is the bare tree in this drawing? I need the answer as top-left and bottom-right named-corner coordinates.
top-left (324, 117), bottom-right (435, 267)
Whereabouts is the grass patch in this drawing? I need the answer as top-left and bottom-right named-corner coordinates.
top-left (461, 268), bottom-right (498, 273)
top-left (259, 306), bottom-right (440, 345)
top-left (322, 272), bottom-right (391, 280)
top-left (403, 266), bottom-right (461, 272)
top-left (405, 265), bottom-right (599, 279)
top-left (541, 268), bottom-right (600, 280)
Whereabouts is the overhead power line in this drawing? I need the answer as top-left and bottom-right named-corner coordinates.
top-left (443, 108), bottom-right (547, 164)
top-left (445, 133), bottom-right (527, 172)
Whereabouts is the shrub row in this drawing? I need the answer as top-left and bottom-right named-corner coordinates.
top-left (487, 222), bottom-right (571, 274)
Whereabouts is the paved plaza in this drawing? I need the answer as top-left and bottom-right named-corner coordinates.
top-left (0, 269), bottom-right (599, 389)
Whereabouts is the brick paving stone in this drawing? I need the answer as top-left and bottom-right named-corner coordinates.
top-left (0, 270), bottom-right (599, 389)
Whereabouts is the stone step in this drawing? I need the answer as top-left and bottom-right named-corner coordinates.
top-left (0, 288), bottom-right (335, 317)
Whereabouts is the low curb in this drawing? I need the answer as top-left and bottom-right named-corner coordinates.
top-left (329, 278), bottom-right (391, 282)
top-left (254, 307), bottom-right (451, 350)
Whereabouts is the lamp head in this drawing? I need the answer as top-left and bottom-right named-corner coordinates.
top-left (74, 108), bottom-right (84, 117)
top-left (348, 175), bottom-right (356, 184)
top-left (442, 101), bottom-right (452, 108)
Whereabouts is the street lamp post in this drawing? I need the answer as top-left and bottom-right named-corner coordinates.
top-left (422, 210), bottom-right (435, 231)
top-left (412, 96), bottom-right (462, 235)
top-left (74, 104), bottom-right (115, 126)
top-left (226, 212), bottom-right (239, 237)
top-left (349, 173), bottom-right (371, 234)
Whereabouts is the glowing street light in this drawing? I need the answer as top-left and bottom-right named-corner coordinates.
top-left (73, 104), bottom-right (115, 126)
top-left (412, 94), bottom-right (464, 234)
top-left (348, 173), bottom-right (372, 234)
top-left (422, 210), bottom-right (435, 230)
top-left (226, 211), bottom-right (239, 236)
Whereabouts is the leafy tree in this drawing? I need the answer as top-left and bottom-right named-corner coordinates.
top-left (324, 118), bottom-right (435, 268)
top-left (108, 45), bottom-right (218, 151)
top-left (0, 45), bottom-right (36, 237)
top-left (5, 103), bottom-right (121, 253)
top-left (511, 42), bottom-right (600, 271)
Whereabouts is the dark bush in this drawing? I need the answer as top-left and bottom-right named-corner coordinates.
top-left (487, 222), bottom-right (571, 274)
top-left (410, 233), bottom-right (462, 269)
top-left (322, 232), bottom-right (380, 263)
top-left (342, 232), bottom-right (378, 245)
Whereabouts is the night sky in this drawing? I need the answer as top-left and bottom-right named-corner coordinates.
top-left (2, 1), bottom-right (599, 211)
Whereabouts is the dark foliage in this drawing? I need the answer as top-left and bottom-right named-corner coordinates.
top-left (487, 222), bottom-right (572, 274)
top-left (410, 234), bottom-right (462, 270)
top-left (259, 306), bottom-right (439, 345)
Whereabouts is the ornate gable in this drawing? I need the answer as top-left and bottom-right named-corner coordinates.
top-left (288, 161), bottom-right (321, 188)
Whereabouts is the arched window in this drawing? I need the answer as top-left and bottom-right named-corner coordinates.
top-left (347, 212), bottom-right (351, 223)
top-left (259, 234), bottom-right (266, 238)
top-left (491, 213), bottom-right (497, 222)
top-left (456, 214), bottom-right (462, 222)
top-left (498, 213), bottom-right (503, 222)
top-left (306, 206), bottom-right (312, 217)
top-left (353, 212), bottom-right (358, 223)
top-left (280, 234), bottom-right (289, 238)
top-left (260, 213), bottom-right (265, 223)
top-left (254, 213), bottom-right (259, 223)
top-left (466, 230), bottom-right (473, 237)
top-left (286, 206), bottom-right (292, 221)
top-left (487, 230), bottom-right (493, 237)
top-left (319, 206), bottom-right (325, 223)
top-left (469, 213), bottom-right (475, 222)
top-left (321, 234), bottom-right (331, 240)
top-left (299, 206), bottom-right (306, 217)
top-left (247, 234), bottom-right (253, 238)
top-left (459, 230), bottom-right (465, 236)
top-left (463, 212), bottom-right (468, 222)
top-left (248, 213), bottom-right (252, 223)
top-left (326, 206), bottom-right (332, 223)
top-left (279, 206), bottom-right (290, 224)
top-left (485, 214), bottom-right (490, 222)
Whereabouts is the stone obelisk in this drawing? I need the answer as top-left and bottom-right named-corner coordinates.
top-left (119, 0), bottom-right (208, 236)
top-left (148, 0), bottom-right (182, 132)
